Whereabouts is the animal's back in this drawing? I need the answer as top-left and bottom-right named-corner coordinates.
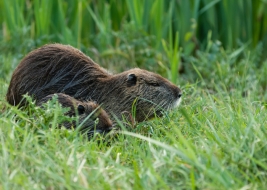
top-left (6, 44), bottom-right (108, 106)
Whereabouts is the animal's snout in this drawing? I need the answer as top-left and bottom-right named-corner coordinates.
top-left (172, 85), bottom-right (182, 99)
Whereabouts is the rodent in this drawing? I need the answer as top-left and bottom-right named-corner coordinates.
top-left (37, 93), bottom-right (113, 138)
top-left (6, 43), bottom-right (182, 122)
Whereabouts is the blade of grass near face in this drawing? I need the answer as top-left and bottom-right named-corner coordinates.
top-left (162, 30), bottom-right (180, 84)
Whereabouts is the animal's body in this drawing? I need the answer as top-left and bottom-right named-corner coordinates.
top-left (6, 44), bottom-right (182, 122)
top-left (37, 93), bottom-right (113, 137)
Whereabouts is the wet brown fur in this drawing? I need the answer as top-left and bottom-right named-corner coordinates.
top-left (6, 44), bottom-right (182, 122)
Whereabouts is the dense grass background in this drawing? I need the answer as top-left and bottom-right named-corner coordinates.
top-left (1, 0), bottom-right (267, 189)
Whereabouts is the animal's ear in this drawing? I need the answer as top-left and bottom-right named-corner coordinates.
top-left (127, 73), bottom-right (137, 87)
top-left (77, 104), bottom-right (85, 115)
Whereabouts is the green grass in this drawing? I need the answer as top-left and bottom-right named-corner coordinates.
top-left (1, 0), bottom-right (267, 189)
top-left (2, 0), bottom-right (266, 49)
top-left (0, 40), bottom-right (267, 189)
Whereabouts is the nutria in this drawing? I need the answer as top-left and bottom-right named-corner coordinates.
top-left (37, 93), bottom-right (113, 137)
top-left (6, 44), bottom-right (182, 122)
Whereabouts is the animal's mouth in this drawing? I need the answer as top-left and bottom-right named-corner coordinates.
top-left (173, 97), bottom-right (182, 108)
top-left (158, 96), bottom-right (182, 112)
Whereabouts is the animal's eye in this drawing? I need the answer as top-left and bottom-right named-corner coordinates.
top-left (150, 82), bottom-right (159, 86)
top-left (77, 104), bottom-right (85, 115)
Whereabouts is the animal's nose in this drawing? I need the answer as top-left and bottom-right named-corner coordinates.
top-left (169, 83), bottom-right (182, 99)
top-left (175, 86), bottom-right (182, 99)
top-left (106, 126), bottom-right (114, 132)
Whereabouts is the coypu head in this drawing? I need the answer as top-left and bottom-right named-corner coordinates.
top-left (37, 93), bottom-right (113, 138)
top-left (101, 68), bottom-right (182, 122)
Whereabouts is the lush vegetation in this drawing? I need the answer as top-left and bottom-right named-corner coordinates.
top-left (0, 0), bottom-right (267, 189)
